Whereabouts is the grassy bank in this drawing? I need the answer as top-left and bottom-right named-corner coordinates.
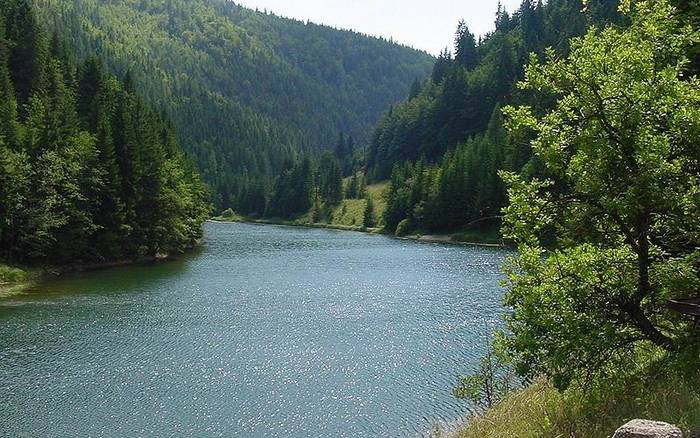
top-left (321, 181), bottom-right (388, 229)
top-left (0, 264), bottom-right (37, 297)
top-left (450, 371), bottom-right (700, 438)
top-left (212, 215), bottom-right (379, 234)
top-left (214, 181), bottom-right (506, 246)
top-left (214, 182), bottom-right (389, 233)
top-left (0, 264), bottom-right (29, 283)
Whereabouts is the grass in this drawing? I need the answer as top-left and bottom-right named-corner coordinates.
top-left (0, 264), bottom-right (35, 298)
top-left (451, 369), bottom-right (700, 438)
top-left (0, 264), bottom-right (28, 284)
top-left (326, 180), bottom-right (388, 229)
top-left (329, 199), bottom-right (367, 227)
top-left (366, 182), bottom-right (388, 227)
top-left (214, 180), bottom-right (391, 233)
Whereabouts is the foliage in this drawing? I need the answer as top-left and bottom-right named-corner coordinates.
top-left (365, 182), bottom-right (388, 229)
top-left (394, 219), bottom-right (412, 237)
top-left (452, 369), bottom-right (700, 438)
top-left (371, 0), bottom-right (624, 235)
top-left (454, 337), bottom-right (518, 409)
top-left (266, 157), bottom-right (313, 218)
top-left (32, 0), bottom-right (434, 212)
top-left (344, 171), bottom-right (367, 200)
top-left (264, 152), bottom-right (348, 219)
top-left (500, 0), bottom-right (700, 390)
top-left (317, 153), bottom-right (344, 207)
top-left (367, 0), bottom-right (623, 181)
top-left (380, 106), bottom-right (513, 234)
top-left (0, 264), bottom-right (27, 283)
top-left (0, 0), bottom-right (210, 264)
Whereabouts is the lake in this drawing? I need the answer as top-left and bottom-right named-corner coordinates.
top-left (0, 222), bottom-right (509, 437)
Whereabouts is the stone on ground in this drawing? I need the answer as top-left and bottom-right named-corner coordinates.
top-left (613, 419), bottom-right (683, 438)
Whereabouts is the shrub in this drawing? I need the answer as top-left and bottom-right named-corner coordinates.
top-left (454, 336), bottom-right (519, 409)
top-left (395, 219), bottom-right (412, 237)
top-left (0, 265), bottom-right (28, 284)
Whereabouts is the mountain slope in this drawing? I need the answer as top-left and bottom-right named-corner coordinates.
top-left (368, 0), bottom-right (625, 233)
top-left (370, 0), bottom-right (696, 235)
top-left (33, 0), bottom-right (434, 208)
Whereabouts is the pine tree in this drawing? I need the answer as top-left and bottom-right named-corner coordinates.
top-left (408, 78), bottom-right (422, 99)
top-left (319, 152), bottom-right (343, 205)
top-left (345, 173), bottom-right (358, 199)
top-left (40, 59), bottom-right (79, 150)
top-left (454, 21), bottom-right (478, 70)
top-left (0, 0), bottom-right (210, 264)
top-left (363, 196), bottom-right (375, 228)
top-left (431, 49), bottom-right (451, 84)
top-left (76, 57), bottom-right (104, 131)
top-left (334, 133), bottom-right (346, 159)
top-left (0, 17), bottom-right (18, 148)
top-left (3, 0), bottom-right (47, 106)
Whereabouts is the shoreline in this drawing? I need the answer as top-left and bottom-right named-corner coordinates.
top-left (0, 244), bottom-right (203, 298)
top-left (0, 257), bottom-right (167, 298)
top-left (398, 234), bottom-right (507, 248)
top-left (210, 217), bottom-right (507, 248)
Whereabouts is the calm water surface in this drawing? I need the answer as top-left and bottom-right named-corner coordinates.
top-left (0, 222), bottom-right (509, 437)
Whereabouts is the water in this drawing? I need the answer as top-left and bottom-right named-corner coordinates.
top-left (0, 222), bottom-right (509, 437)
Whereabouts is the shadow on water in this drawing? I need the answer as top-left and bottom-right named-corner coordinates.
top-left (0, 246), bottom-right (204, 308)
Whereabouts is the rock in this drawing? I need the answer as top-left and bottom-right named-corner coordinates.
top-left (613, 420), bottom-right (683, 438)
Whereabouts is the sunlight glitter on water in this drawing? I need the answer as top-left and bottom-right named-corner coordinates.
top-left (0, 222), bottom-right (509, 437)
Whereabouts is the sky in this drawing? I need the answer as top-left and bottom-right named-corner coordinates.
top-left (233, 0), bottom-right (523, 55)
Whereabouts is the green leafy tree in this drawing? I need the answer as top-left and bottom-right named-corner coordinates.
top-left (501, 0), bottom-right (700, 389)
top-left (383, 163), bottom-right (412, 233)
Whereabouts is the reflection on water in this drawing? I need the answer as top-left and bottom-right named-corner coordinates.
top-left (0, 222), bottom-right (508, 437)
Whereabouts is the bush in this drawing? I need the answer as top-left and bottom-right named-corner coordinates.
top-left (221, 208), bottom-right (235, 218)
top-left (454, 338), bottom-right (518, 409)
top-left (395, 219), bottom-right (412, 237)
top-left (0, 265), bottom-right (28, 284)
top-left (453, 367), bottom-right (700, 438)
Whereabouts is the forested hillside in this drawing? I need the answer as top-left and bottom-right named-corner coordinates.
top-left (32, 0), bottom-right (435, 210)
top-left (0, 0), bottom-right (210, 264)
top-left (371, 0), bottom-right (700, 236)
top-left (371, 0), bottom-right (630, 234)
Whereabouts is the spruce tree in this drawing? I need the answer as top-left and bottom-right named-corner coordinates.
top-left (454, 21), bottom-right (478, 70)
top-left (0, 17), bottom-right (18, 148)
top-left (76, 57), bottom-right (104, 131)
top-left (363, 196), bottom-right (375, 228)
top-left (4, 0), bottom-right (47, 106)
top-left (319, 153), bottom-right (343, 206)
